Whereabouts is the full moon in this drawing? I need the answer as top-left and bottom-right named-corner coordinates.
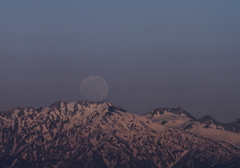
top-left (80, 75), bottom-right (109, 101)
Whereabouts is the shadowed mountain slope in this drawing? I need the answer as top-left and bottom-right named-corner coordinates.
top-left (0, 101), bottom-right (240, 168)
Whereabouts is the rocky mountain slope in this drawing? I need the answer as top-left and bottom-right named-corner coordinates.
top-left (143, 107), bottom-right (240, 148)
top-left (0, 101), bottom-right (240, 168)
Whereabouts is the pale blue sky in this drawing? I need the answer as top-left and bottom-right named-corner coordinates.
top-left (1, 1), bottom-right (240, 122)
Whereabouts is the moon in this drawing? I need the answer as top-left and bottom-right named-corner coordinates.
top-left (80, 75), bottom-right (109, 101)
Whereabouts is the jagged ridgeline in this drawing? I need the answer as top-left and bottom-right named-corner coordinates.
top-left (0, 101), bottom-right (240, 168)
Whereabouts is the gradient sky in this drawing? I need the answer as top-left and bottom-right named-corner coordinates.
top-left (1, 1), bottom-right (240, 122)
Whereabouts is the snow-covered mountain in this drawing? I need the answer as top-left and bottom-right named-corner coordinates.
top-left (144, 108), bottom-right (240, 149)
top-left (0, 101), bottom-right (240, 168)
top-left (143, 107), bottom-right (196, 128)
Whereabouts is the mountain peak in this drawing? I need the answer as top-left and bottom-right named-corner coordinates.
top-left (1, 101), bottom-right (240, 167)
top-left (198, 115), bottom-right (219, 124)
top-left (142, 107), bottom-right (196, 129)
top-left (233, 118), bottom-right (240, 124)
top-left (144, 107), bottom-right (196, 121)
top-left (49, 100), bottom-right (113, 108)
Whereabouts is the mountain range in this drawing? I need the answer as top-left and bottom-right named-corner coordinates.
top-left (0, 101), bottom-right (240, 168)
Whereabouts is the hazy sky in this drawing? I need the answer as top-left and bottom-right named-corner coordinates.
top-left (1, 1), bottom-right (240, 122)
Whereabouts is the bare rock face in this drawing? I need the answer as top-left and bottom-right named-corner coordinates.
top-left (0, 101), bottom-right (240, 168)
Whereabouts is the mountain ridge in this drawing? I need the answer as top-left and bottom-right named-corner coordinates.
top-left (0, 100), bottom-right (240, 168)
top-left (143, 107), bottom-right (240, 149)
